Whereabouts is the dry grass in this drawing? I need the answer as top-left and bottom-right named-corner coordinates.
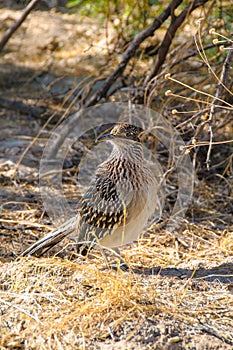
top-left (0, 242), bottom-right (233, 349)
top-left (1, 194), bottom-right (233, 349)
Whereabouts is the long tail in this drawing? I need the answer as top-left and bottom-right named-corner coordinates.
top-left (20, 217), bottom-right (78, 257)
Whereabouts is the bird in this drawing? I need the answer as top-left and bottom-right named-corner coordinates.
top-left (21, 123), bottom-right (161, 258)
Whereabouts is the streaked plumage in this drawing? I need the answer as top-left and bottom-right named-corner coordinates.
top-left (21, 123), bottom-right (160, 257)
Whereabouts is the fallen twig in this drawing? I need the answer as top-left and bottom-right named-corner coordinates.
top-left (199, 322), bottom-right (233, 346)
top-left (0, 97), bottom-right (47, 119)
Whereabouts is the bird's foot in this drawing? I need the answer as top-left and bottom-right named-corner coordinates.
top-left (109, 260), bottom-right (129, 271)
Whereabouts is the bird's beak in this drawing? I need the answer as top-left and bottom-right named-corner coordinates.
top-left (96, 133), bottom-right (114, 143)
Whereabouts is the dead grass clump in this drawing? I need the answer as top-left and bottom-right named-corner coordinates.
top-left (1, 254), bottom-right (233, 349)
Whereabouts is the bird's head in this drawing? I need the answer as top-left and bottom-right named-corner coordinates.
top-left (97, 123), bottom-right (142, 143)
top-left (96, 123), bottom-right (157, 156)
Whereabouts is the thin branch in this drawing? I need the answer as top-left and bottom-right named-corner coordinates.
top-left (206, 45), bottom-right (233, 169)
top-left (170, 41), bottom-right (230, 69)
top-left (145, 0), bottom-right (210, 86)
top-left (0, 0), bottom-right (40, 52)
top-left (221, 45), bottom-right (233, 89)
top-left (84, 0), bottom-right (183, 107)
top-left (199, 322), bottom-right (233, 346)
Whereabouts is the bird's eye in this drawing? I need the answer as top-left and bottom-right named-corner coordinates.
top-left (126, 131), bottom-right (134, 138)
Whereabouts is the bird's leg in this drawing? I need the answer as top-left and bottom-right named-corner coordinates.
top-left (76, 241), bottom-right (112, 268)
top-left (101, 247), bottom-right (129, 271)
top-left (77, 243), bottom-right (89, 256)
top-left (113, 248), bottom-right (129, 271)
top-left (75, 239), bottom-right (129, 271)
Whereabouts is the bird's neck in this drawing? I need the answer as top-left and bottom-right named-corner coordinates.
top-left (110, 142), bottom-right (144, 163)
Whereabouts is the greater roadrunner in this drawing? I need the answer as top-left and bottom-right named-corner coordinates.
top-left (21, 123), bottom-right (160, 257)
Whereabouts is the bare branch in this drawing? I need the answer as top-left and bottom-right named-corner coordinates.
top-left (0, 0), bottom-right (40, 52)
top-left (206, 45), bottom-right (233, 169)
top-left (84, 0), bottom-right (183, 107)
top-left (170, 41), bottom-right (231, 69)
top-left (145, 0), bottom-right (210, 85)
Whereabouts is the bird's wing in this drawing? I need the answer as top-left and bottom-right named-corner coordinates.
top-left (78, 172), bottom-right (130, 243)
top-left (20, 171), bottom-right (135, 257)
